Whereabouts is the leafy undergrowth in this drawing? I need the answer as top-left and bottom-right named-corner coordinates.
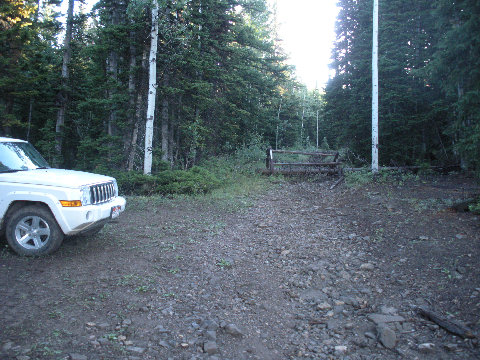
top-left (106, 140), bottom-right (276, 197)
top-left (112, 167), bottom-right (223, 196)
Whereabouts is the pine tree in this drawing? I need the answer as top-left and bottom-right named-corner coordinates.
top-left (427, 0), bottom-right (480, 172)
top-left (325, 0), bottom-right (444, 166)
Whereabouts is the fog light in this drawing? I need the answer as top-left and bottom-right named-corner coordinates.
top-left (86, 211), bottom-right (92, 221)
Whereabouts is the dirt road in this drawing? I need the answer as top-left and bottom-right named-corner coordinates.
top-left (1, 175), bottom-right (479, 359)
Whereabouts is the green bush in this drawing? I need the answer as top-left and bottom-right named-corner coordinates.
top-left (345, 168), bottom-right (419, 187)
top-left (469, 199), bottom-right (480, 214)
top-left (345, 168), bottom-right (374, 187)
top-left (110, 167), bottom-right (222, 196)
top-left (103, 141), bottom-right (276, 198)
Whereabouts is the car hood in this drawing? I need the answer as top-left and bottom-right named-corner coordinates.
top-left (0, 168), bottom-right (115, 188)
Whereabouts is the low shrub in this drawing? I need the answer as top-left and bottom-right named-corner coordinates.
top-left (345, 168), bottom-right (419, 187)
top-left (345, 168), bottom-right (374, 187)
top-left (469, 199), bottom-right (480, 214)
top-left (110, 167), bottom-right (222, 196)
top-left (104, 140), bottom-right (274, 198)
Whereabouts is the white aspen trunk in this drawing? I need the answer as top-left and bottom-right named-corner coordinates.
top-left (371, 0), bottom-right (379, 172)
top-left (316, 110), bottom-right (319, 149)
top-left (144, 0), bottom-right (159, 175)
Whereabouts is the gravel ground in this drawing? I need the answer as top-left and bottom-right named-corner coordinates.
top-left (1, 174), bottom-right (479, 360)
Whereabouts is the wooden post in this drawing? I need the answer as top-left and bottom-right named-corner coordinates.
top-left (266, 148), bottom-right (274, 174)
top-left (269, 148), bottom-right (274, 173)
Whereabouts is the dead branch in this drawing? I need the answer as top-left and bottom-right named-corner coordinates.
top-left (330, 176), bottom-right (345, 190)
top-left (416, 306), bottom-right (476, 339)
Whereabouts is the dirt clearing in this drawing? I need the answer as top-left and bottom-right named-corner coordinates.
top-left (1, 174), bottom-right (479, 359)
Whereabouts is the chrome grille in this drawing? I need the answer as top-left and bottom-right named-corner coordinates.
top-left (90, 182), bottom-right (115, 205)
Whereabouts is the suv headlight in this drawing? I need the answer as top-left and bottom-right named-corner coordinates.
top-left (80, 186), bottom-right (91, 206)
top-left (113, 180), bottom-right (119, 197)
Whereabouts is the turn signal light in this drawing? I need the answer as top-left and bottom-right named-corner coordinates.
top-left (60, 200), bottom-right (82, 207)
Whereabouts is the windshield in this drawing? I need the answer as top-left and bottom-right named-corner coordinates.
top-left (0, 142), bottom-right (50, 172)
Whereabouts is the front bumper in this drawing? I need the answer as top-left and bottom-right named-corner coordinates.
top-left (57, 196), bottom-right (126, 235)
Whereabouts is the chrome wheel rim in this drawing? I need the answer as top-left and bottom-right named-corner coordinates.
top-left (14, 216), bottom-right (50, 250)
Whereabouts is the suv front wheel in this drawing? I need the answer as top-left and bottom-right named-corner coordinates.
top-left (5, 205), bottom-right (64, 256)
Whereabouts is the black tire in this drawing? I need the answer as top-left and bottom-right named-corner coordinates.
top-left (5, 205), bottom-right (64, 256)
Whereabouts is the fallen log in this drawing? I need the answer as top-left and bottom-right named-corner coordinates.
top-left (260, 168), bottom-right (340, 176)
top-left (416, 306), bottom-right (476, 339)
top-left (342, 165), bottom-right (462, 173)
top-left (271, 150), bottom-right (338, 157)
top-left (273, 162), bottom-right (341, 167)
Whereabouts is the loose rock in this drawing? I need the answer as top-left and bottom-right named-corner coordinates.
top-left (360, 263), bottom-right (375, 271)
top-left (225, 324), bottom-right (245, 337)
top-left (418, 343), bottom-right (435, 352)
top-left (206, 330), bottom-right (217, 341)
top-left (203, 341), bottom-right (218, 355)
top-left (317, 302), bottom-right (332, 310)
top-left (70, 355), bottom-right (88, 360)
top-left (377, 324), bottom-right (397, 349)
top-left (334, 345), bottom-right (348, 355)
top-left (126, 346), bottom-right (146, 354)
top-left (367, 313), bottom-right (405, 325)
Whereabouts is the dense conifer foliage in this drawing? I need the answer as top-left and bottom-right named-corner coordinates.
top-left (1, 0), bottom-right (479, 176)
top-left (324, 0), bottom-right (480, 173)
top-left (0, 0), bottom-right (306, 171)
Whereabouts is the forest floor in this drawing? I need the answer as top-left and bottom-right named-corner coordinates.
top-left (1, 173), bottom-right (480, 360)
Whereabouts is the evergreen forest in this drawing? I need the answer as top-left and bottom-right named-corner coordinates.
top-left (1, 0), bottom-right (479, 180)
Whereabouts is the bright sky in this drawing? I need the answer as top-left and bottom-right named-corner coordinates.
top-left (60, 0), bottom-right (339, 90)
top-left (269, 0), bottom-right (339, 90)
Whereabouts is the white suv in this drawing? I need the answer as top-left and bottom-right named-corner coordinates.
top-left (0, 137), bottom-right (126, 256)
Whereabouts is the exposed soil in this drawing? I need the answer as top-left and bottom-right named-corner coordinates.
top-left (1, 174), bottom-right (480, 360)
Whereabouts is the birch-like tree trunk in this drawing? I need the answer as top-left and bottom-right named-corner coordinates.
top-left (144, 0), bottom-right (159, 174)
top-left (371, 0), bottom-right (379, 172)
top-left (55, 0), bottom-right (74, 167)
